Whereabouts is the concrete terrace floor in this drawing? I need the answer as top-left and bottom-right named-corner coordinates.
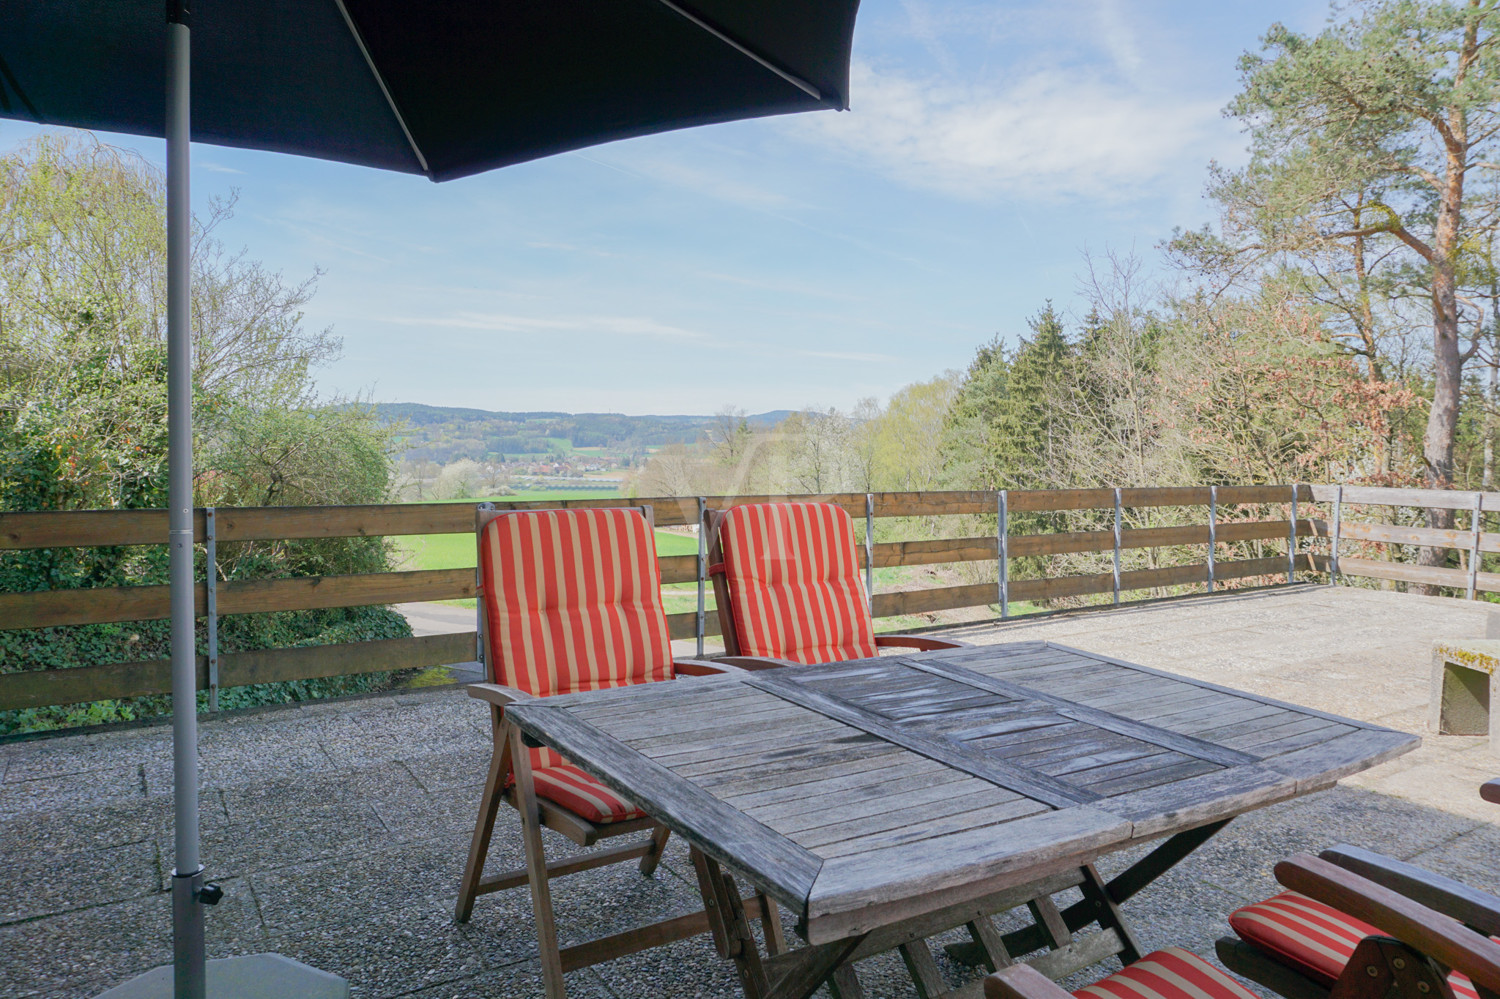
top-left (3, 584), bottom-right (1499, 999)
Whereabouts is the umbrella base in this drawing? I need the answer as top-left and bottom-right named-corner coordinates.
top-left (95, 953), bottom-right (349, 999)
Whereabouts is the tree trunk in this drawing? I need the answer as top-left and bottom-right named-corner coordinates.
top-left (1416, 265), bottom-right (1463, 592)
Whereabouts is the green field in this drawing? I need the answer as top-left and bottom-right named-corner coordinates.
top-left (393, 490), bottom-right (701, 610)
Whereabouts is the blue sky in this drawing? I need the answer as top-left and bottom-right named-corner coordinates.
top-left (2, 0), bottom-right (1328, 416)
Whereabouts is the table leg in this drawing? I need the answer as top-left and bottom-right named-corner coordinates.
top-left (899, 940), bottom-right (948, 999)
top-left (690, 848), bottom-right (769, 999)
top-left (829, 965), bottom-right (865, 999)
top-left (965, 915), bottom-right (1013, 972)
top-left (1027, 897), bottom-right (1072, 949)
top-left (758, 893), bottom-right (788, 956)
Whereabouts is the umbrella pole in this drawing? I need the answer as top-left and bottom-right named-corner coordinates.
top-left (166, 8), bottom-right (206, 999)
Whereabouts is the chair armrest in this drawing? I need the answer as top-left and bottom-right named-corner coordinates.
top-left (876, 634), bottom-right (971, 651)
top-left (1320, 844), bottom-right (1500, 937)
top-left (984, 963), bottom-right (1075, 999)
top-left (1276, 854), bottom-right (1500, 996)
top-left (466, 682), bottom-right (534, 708)
top-left (716, 655), bottom-right (800, 671)
top-left (674, 659), bottom-right (747, 676)
top-left (1483, 779), bottom-right (1500, 805)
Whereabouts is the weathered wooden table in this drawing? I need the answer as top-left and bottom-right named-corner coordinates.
top-left (504, 641), bottom-right (1419, 999)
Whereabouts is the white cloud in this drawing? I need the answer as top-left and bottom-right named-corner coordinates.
top-left (1091, 0), bottom-right (1145, 80)
top-left (791, 60), bottom-right (1230, 204)
top-left (196, 161), bottom-right (244, 174)
top-left (385, 312), bottom-right (706, 339)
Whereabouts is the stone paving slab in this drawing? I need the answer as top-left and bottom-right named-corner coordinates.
top-left (3, 584), bottom-right (1499, 999)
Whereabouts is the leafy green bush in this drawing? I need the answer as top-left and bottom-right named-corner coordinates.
top-left (0, 134), bottom-right (416, 735)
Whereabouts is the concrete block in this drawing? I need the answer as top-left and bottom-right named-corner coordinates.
top-left (1430, 640), bottom-right (1500, 754)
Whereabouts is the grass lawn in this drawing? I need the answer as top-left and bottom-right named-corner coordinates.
top-left (393, 495), bottom-right (698, 609)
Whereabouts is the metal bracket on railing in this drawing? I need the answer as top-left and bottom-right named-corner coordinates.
top-left (864, 493), bottom-right (875, 615)
top-left (1468, 492), bottom-right (1484, 601)
top-left (204, 507), bottom-right (218, 713)
top-left (998, 490), bottom-right (1009, 620)
top-left (1112, 488), bottom-right (1123, 606)
top-left (1329, 485), bottom-right (1343, 585)
top-left (1287, 485), bottom-right (1299, 584)
top-left (1207, 486), bottom-right (1217, 593)
top-left (696, 497), bottom-right (708, 657)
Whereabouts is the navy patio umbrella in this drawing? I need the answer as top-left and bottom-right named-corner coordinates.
top-left (0, 2), bottom-right (859, 995)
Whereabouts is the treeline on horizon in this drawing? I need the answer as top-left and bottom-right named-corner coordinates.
top-left (375, 402), bottom-right (793, 464)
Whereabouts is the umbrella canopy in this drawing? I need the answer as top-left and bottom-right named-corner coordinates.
top-left (2, 0), bottom-right (856, 180)
top-left (0, 2), bottom-right (860, 996)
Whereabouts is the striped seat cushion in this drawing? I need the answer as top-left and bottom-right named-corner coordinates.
top-left (530, 765), bottom-right (645, 824)
top-left (480, 507), bottom-right (672, 822)
top-left (1230, 891), bottom-right (1488, 999)
top-left (716, 502), bottom-right (878, 664)
top-left (1075, 948), bottom-right (1258, 999)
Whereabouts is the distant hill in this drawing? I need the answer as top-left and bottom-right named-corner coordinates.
top-left (372, 403), bottom-right (792, 464)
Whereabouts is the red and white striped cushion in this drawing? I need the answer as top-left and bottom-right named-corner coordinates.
top-left (1074, 948), bottom-right (1258, 999)
top-left (716, 502), bottom-right (878, 665)
top-left (479, 508), bottom-right (671, 820)
top-left (1230, 891), bottom-right (1486, 999)
top-left (531, 765), bottom-right (645, 824)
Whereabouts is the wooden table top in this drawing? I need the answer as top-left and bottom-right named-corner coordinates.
top-left (504, 641), bottom-right (1418, 945)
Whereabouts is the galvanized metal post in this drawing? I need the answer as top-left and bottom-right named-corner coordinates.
top-left (204, 508), bottom-right (218, 713)
top-left (1468, 492), bottom-right (1483, 601)
top-left (165, 8), bottom-right (206, 997)
top-left (1112, 488), bottom-right (1123, 606)
top-left (476, 502), bottom-right (494, 668)
top-left (1329, 485), bottom-right (1343, 585)
top-left (1287, 484), bottom-right (1298, 584)
top-left (1207, 487), bottom-right (1217, 593)
top-left (696, 497), bottom-right (707, 657)
top-left (996, 489), bottom-right (1008, 618)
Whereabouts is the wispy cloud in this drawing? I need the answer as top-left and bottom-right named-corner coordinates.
top-left (385, 312), bottom-right (706, 339)
top-left (197, 161), bottom-right (244, 175)
top-left (790, 60), bottom-right (1228, 204)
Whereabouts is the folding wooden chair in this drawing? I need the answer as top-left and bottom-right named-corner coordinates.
top-left (454, 505), bottom-right (782, 996)
top-left (988, 854), bottom-right (1500, 999)
top-left (702, 500), bottom-right (968, 666)
top-left (1217, 779), bottom-right (1500, 999)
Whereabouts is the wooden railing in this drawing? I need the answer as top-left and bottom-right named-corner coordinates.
top-left (1307, 484), bottom-right (1500, 598)
top-left (0, 487), bottom-right (1320, 713)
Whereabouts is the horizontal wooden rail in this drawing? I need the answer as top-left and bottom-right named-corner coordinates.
top-left (0, 487), bottom-right (1313, 550)
top-left (1010, 520), bottom-right (1310, 558)
top-left (1008, 555), bottom-right (1303, 602)
top-left (0, 568), bottom-right (475, 631)
top-left (1309, 484), bottom-right (1500, 510)
top-left (1311, 554), bottom-right (1500, 594)
top-left (1308, 518), bottom-right (1500, 554)
top-left (0, 632), bottom-right (479, 711)
top-left (1006, 485), bottom-right (1308, 513)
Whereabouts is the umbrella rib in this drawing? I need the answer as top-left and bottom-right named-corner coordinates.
top-left (333, 0), bottom-right (431, 176)
top-left (652, 0), bottom-right (837, 108)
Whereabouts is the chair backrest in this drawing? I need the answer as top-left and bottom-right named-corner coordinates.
top-left (477, 506), bottom-right (674, 697)
top-left (710, 501), bottom-right (878, 665)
